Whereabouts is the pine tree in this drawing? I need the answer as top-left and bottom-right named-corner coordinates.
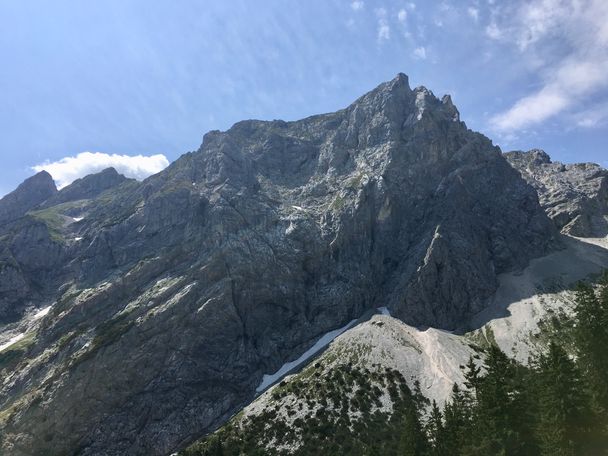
top-left (426, 400), bottom-right (447, 456)
top-left (535, 341), bottom-right (591, 456)
top-left (399, 403), bottom-right (429, 456)
top-left (440, 384), bottom-right (471, 455)
top-left (462, 356), bottom-right (481, 395)
top-left (465, 345), bottom-right (537, 456)
top-left (573, 279), bottom-right (608, 451)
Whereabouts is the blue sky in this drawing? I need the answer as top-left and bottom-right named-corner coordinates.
top-left (1, 0), bottom-right (607, 195)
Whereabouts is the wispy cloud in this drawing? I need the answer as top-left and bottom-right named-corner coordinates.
top-left (572, 102), bottom-right (608, 128)
top-left (468, 7), bottom-right (480, 22)
top-left (398, 9), bottom-right (408, 23)
top-left (351, 1), bottom-right (364, 11)
top-left (485, 22), bottom-right (502, 39)
top-left (413, 46), bottom-right (427, 59)
top-left (489, 0), bottom-right (608, 132)
top-left (32, 152), bottom-right (169, 189)
top-left (375, 7), bottom-right (390, 42)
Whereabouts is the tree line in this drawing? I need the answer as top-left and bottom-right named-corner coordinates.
top-left (420, 274), bottom-right (608, 456)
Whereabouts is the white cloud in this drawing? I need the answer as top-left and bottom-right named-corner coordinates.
top-left (32, 152), bottom-right (169, 189)
top-left (375, 8), bottom-right (390, 42)
top-left (398, 9), bottom-right (408, 23)
top-left (378, 23), bottom-right (390, 41)
top-left (573, 102), bottom-right (608, 128)
top-left (485, 22), bottom-right (502, 39)
top-left (514, 0), bottom-right (572, 51)
top-left (413, 46), bottom-right (427, 59)
top-left (351, 1), bottom-right (364, 11)
top-left (491, 88), bottom-right (568, 131)
top-left (468, 7), bottom-right (480, 22)
top-left (577, 118), bottom-right (600, 128)
top-left (407, 2), bottom-right (416, 10)
top-left (489, 0), bottom-right (608, 132)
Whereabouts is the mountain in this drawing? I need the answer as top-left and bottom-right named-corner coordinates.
top-left (505, 149), bottom-right (608, 237)
top-left (0, 74), bottom-right (593, 456)
top-left (40, 167), bottom-right (132, 208)
top-left (0, 171), bottom-right (57, 225)
top-left (0, 168), bottom-right (133, 323)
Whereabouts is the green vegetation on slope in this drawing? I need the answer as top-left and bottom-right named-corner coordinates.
top-left (0, 332), bottom-right (36, 374)
top-left (181, 365), bottom-right (428, 456)
top-left (427, 273), bottom-right (608, 456)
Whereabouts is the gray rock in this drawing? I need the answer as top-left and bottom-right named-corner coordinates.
top-left (0, 171), bottom-right (57, 226)
top-left (41, 167), bottom-right (131, 208)
top-left (0, 74), bottom-right (557, 455)
top-left (505, 149), bottom-right (608, 237)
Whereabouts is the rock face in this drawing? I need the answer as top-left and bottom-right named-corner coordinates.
top-left (505, 149), bottom-right (608, 237)
top-left (0, 171), bottom-right (57, 225)
top-left (182, 235), bottom-right (608, 455)
top-left (0, 74), bottom-right (556, 455)
top-left (41, 167), bottom-right (131, 207)
top-left (0, 168), bottom-right (132, 323)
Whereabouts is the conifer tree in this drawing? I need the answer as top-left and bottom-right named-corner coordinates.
top-left (536, 341), bottom-right (590, 456)
top-left (465, 345), bottom-right (537, 455)
top-left (573, 279), bottom-right (608, 451)
top-left (441, 384), bottom-right (471, 455)
top-left (399, 403), bottom-right (429, 456)
top-left (426, 400), bottom-right (447, 456)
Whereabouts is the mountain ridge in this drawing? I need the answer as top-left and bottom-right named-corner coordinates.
top-left (0, 74), bottom-right (597, 455)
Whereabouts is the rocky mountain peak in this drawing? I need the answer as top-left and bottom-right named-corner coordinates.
top-left (0, 170), bottom-right (57, 225)
top-left (42, 167), bottom-right (130, 207)
top-left (0, 75), bottom-right (558, 456)
top-left (505, 148), bottom-right (552, 168)
top-left (505, 149), bottom-right (608, 237)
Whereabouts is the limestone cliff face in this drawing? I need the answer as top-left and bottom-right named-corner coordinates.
top-left (0, 168), bottom-right (131, 323)
top-left (0, 171), bottom-right (57, 225)
top-left (505, 149), bottom-right (608, 237)
top-left (0, 74), bottom-right (556, 455)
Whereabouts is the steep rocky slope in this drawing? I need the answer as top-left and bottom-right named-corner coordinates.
top-left (505, 149), bottom-right (608, 237)
top-left (0, 74), bottom-right (557, 455)
top-left (0, 171), bottom-right (57, 226)
top-left (0, 168), bottom-right (134, 323)
top-left (183, 235), bottom-right (608, 455)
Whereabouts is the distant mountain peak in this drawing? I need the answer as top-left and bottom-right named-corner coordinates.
top-left (0, 170), bottom-right (57, 224)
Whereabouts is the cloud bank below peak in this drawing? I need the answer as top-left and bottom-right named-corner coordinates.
top-left (32, 152), bottom-right (169, 189)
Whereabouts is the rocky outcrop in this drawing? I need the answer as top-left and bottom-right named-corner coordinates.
top-left (505, 149), bottom-right (608, 237)
top-left (0, 171), bottom-right (57, 226)
top-left (41, 167), bottom-right (130, 207)
top-left (0, 169), bottom-right (132, 323)
top-left (0, 74), bottom-right (557, 455)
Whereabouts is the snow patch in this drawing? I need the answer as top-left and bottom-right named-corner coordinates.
top-left (0, 333), bottom-right (25, 352)
top-left (285, 221), bottom-right (296, 235)
top-left (72, 216), bottom-right (84, 222)
top-left (256, 318), bottom-right (359, 392)
top-left (32, 306), bottom-right (52, 321)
